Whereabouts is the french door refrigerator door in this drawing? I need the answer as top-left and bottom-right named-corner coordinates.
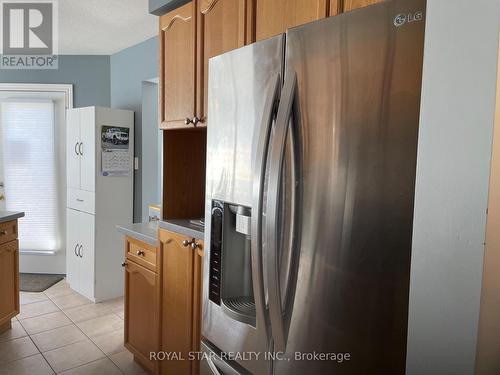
top-left (269, 0), bottom-right (426, 374)
top-left (203, 35), bottom-right (285, 375)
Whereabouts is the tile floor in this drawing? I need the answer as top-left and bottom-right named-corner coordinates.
top-left (0, 280), bottom-right (147, 375)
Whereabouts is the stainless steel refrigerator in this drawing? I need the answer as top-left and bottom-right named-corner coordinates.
top-left (201, 0), bottom-right (426, 374)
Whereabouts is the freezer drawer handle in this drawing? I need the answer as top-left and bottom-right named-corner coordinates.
top-left (266, 69), bottom-right (301, 353)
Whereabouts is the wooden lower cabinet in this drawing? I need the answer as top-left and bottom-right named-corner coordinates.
top-left (159, 229), bottom-right (203, 375)
top-left (124, 237), bottom-right (160, 374)
top-left (0, 220), bottom-right (20, 333)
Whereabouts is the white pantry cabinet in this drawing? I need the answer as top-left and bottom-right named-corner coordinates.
top-left (66, 107), bottom-right (134, 302)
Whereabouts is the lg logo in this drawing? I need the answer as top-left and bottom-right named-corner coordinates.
top-left (1, 0), bottom-right (56, 55)
top-left (394, 11), bottom-right (424, 27)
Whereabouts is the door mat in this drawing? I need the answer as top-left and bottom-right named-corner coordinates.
top-left (19, 273), bottom-right (65, 292)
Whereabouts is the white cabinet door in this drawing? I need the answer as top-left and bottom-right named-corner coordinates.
top-left (78, 211), bottom-right (95, 300)
top-left (66, 110), bottom-right (81, 189)
top-left (66, 208), bottom-right (80, 289)
top-left (80, 108), bottom-right (95, 192)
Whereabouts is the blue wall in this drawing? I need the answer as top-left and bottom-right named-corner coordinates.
top-left (111, 36), bottom-right (159, 222)
top-left (0, 55), bottom-right (111, 107)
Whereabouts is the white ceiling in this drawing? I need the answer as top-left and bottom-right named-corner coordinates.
top-left (58, 0), bottom-right (158, 55)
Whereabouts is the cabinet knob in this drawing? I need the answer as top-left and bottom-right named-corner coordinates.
top-left (136, 250), bottom-right (145, 256)
top-left (121, 262), bottom-right (127, 267)
top-left (190, 241), bottom-right (201, 250)
top-left (184, 117), bottom-right (202, 127)
top-left (0, 230), bottom-right (7, 235)
top-left (182, 239), bottom-right (191, 247)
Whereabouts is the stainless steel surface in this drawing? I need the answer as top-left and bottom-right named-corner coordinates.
top-left (266, 69), bottom-right (301, 354)
top-left (200, 341), bottom-right (248, 375)
top-left (271, 0), bottom-right (426, 373)
top-left (204, 35), bottom-right (284, 375)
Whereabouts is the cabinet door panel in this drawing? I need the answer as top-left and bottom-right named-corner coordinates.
top-left (254, 0), bottom-right (328, 41)
top-left (160, 231), bottom-right (194, 375)
top-left (66, 110), bottom-right (80, 189)
top-left (343, 0), bottom-right (384, 12)
top-left (66, 209), bottom-right (80, 289)
top-left (0, 240), bottom-right (18, 325)
top-left (78, 211), bottom-right (95, 300)
top-left (198, 0), bottom-right (247, 121)
top-left (160, 2), bottom-right (196, 129)
top-left (124, 261), bottom-right (158, 373)
top-left (80, 108), bottom-right (95, 192)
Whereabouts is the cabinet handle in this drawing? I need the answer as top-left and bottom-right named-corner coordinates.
top-left (76, 198), bottom-right (84, 202)
top-left (190, 241), bottom-right (201, 250)
top-left (78, 245), bottom-right (83, 258)
top-left (182, 239), bottom-right (191, 247)
top-left (184, 117), bottom-right (202, 127)
top-left (75, 142), bottom-right (80, 155)
top-left (74, 244), bottom-right (79, 257)
top-left (0, 230), bottom-right (7, 236)
top-left (78, 142), bottom-right (83, 156)
top-left (136, 250), bottom-right (145, 256)
top-left (121, 262), bottom-right (127, 267)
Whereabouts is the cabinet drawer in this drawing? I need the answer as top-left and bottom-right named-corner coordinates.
top-left (67, 188), bottom-right (95, 214)
top-left (0, 220), bottom-right (18, 245)
top-left (126, 237), bottom-right (158, 272)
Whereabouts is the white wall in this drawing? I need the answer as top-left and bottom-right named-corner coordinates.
top-left (406, 1), bottom-right (500, 374)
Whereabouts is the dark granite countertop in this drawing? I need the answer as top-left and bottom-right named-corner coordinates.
top-left (159, 219), bottom-right (205, 240)
top-left (0, 211), bottom-right (25, 224)
top-left (116, 222), bottom-right (159, 247)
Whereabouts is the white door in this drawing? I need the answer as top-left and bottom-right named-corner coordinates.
top-left (79, 108), bottom-right (95, 192)
top-left (66, 208), bottom-right (80, 289)
top-left (78, 211), bottom-right (95, 300)
top-left (66, 109), bottom-right (81, 189)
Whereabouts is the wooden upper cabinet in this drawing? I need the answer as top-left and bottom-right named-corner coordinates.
top-left (197, 0), bottom-right (248, 121)
top-left (160, 2), bottom-right (197, 129)
top-left (343, 0), bottom-right (384, 12)
top-left (252, 0), bottom-right (329, 42)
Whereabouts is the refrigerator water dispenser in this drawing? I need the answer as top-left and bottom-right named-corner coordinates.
top-left (209, 200), bottom-right (256, 326)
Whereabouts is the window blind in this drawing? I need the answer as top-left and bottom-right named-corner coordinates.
top-left (0, 100), bottom-right (59, 252)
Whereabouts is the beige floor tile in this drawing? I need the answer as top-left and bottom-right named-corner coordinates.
top-left (0, 321), bottom-right (27, 343)
top-left (20, 292), bottom-right (49, 306)
top-left (50, 293), bottom-right (91, 311)
top-left (42, 339), bottom-right (105, 373)
top-left (64, 303), bottom-right (117, 324)
top-left (115, 310), bottom-right (124, 320)
top-left (59, 358), bottom-right (122, 375)
top-left (90, 329), bottom-right (124, 356)
top-left (44, 283), bottom-right (73, 299)
top-left (0, 336), bottom-right (39, 364)
top-left (100, 297), bottom-right (124, 311)
top-left (19, 311), bottom-right (72, 335)
top-left (31, 325), bottom-right (87, 353)
top-left (76, 314), bottom-right (123, 340)
top-left (0, 353), bottom-right (54, 375)
top-left (109, 349), bottom-right (147, 375)
top-left (17, 300), bottom-right (59, 320)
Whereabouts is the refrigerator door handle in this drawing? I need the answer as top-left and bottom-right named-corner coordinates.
top-left (266, 69), bottom-right (299, 353)
top-left (251, 73), bottom-right (281, 329)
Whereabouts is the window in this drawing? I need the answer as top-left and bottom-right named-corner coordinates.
top-left (0, 100), bottom-right (60, 252)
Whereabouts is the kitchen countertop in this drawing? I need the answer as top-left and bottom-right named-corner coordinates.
top-left (116, 222), bottom-right (160, 247)
top-left (159, 219), bottom-right (205, 240)
top-left (0, 211), bottom-right (25, 224)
